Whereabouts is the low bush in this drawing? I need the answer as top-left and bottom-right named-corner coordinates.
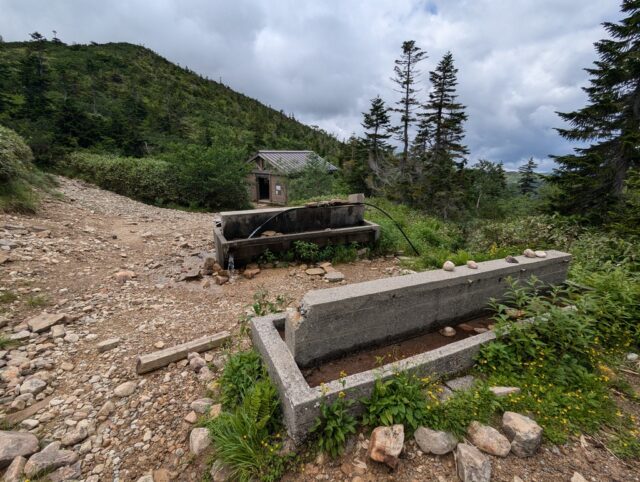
top-left (311, 379), bottom-right (357, 458)
top-left (219, 350), bottom-right (269, 410)
top-left (61, 144), bottom-right (251, 210)
top-left (0, 125), bottom-right (53, 213)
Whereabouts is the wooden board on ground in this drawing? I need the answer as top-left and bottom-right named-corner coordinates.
top-left (136, 331), bottom-right (230, 374)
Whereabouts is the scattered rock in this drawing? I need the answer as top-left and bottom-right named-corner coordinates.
top-left (48, 462), bottom-right (82, 482)
top-left (571, 472), bottom-right (588, 482)
top-left (439, 326), bottom-right (456, 337)
top-left (0, 432), bottom-right (39, 467)
top-left (209, 403), bottom-right (222, 418)
top-left (114, 381), bottom-right (137, 397)
top-left (243, 268), bottom-right (261, 279)
top-left (502, 411), bottom-right (543, 457)
top-left (445, 375), bottom-right (475, 392)
top-left (154, 341), bottom-right (165, 349)
top-left (305, 267), bottom-right (325, 276)
top-left (51, 325), bottom-right (66, 338)
top-left (523, 248), bottom-right (536, 258)
top-left (368, 424), bottom-right (404, 469)
top-left (96, 337), bottom-right (121, 353)
top-left (442, 260), bottom-right (455, 271)
top-left (114, 270), bottom-right (136, 283)
top-left (20, 419), bottom-right (39, 430)
top-left (215, 275), bottom-right (229, 285)
top-left (324, 271), bottom-right (345, 283)
top-left (210, 459), bottom-right (231, 482)
top-left (534, 250), bottom-right (547, 258)
top-left (626, 352), bottom-right (638, 362)
top-left (467, 421), bottom-right (511, 457)
top-left (489, 386), bottom-right (521, 397)
top-left (24, 441), bottom-right (78, 478)
top-left (455, 443), bottom-right (491, 482)
top-left (26, 312), bottom-right (66, 333)
top-left (98, 400), bottom-right (115, 417)
top-left (20, 377), bottom-right (47, 395)
top-left (189, 427), bottom-right (211, 455)
top-left (414, 427), bottom-right (457, 455)
top-left (3, 455), bottom-right (27, 481)
top-left (466, 260), bottom-right (478, 269)
top-left (184, 411), bottom-right (197, 423)
top-left (190, 398), bottom-right (213, 414)
top-left (505, 255), bottom-right (519, 264)
top-left (61, 426), bottom-right (88, 446)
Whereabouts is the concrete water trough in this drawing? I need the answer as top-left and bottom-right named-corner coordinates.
top-left (251, 250), bottom-right (572, 442)
top-left (213, 202), bottom-right (380, 268)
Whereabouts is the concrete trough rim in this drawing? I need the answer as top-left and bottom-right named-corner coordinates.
top-left (302, 250), bottom-right (571, 306)
top-left (251, 313), bottom-right (501, 441)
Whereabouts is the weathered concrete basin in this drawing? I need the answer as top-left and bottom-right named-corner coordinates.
top-left (288, 250), bottom-right (572, 367)
top-left (251, 250), bottom-right (572, 442)
top-left (214, 205), bottom-right (380, 267)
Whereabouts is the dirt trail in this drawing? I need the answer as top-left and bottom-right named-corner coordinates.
top-left (0, 177), bottom-right (400, 481)
top-left (1, 177), bottom-right (638, 482)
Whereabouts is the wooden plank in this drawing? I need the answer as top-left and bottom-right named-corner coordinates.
top-left (135, 331), bottom-right (231, 375)
top-left (6, 395), bottom-right (53, 426)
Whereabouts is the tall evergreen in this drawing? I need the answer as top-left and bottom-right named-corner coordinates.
top-left (416, 52), bottom-right (468, 167)
top-left (550, 0), bottom-right (640, 220)
top-left (20, 34), bottom-right (51, 120)
top-left (391, 41), bottom-right (427, 174)
top-left (413, 52), bottom-right (468, 218)
top-left (518, 157), bottom-right (538, 194)
top-left (362, 97), bottom-right (392, 168)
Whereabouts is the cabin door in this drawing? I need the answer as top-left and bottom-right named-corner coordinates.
top-left (257, 176), bottom-right (270, 201)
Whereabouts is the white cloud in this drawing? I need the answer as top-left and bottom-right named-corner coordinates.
top-left (0, 0), bottom-right (622, 170)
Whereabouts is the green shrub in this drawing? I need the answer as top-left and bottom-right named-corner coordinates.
top-left (219, 350), bottom-right (269, 410)
top-left (420, 384), bottom-right (500, 437)
top-left (207, 379), bottom-right (288, 482)
top-left (288, 154), bottom-right (346, 202)
top-left (311, 379), bottom-right (357, 458)
top-left (0, 125), bottom-right (52, 213)
top-left (361, 371), bottom-right (431, 435)
top-left (61, 144), bottom-right (251, 210)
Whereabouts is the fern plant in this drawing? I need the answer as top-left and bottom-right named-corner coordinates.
top-left (208, 380), bottom-right (287, 482)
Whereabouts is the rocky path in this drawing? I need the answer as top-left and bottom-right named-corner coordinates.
top-left (0, 177), bottom-right (405, 481)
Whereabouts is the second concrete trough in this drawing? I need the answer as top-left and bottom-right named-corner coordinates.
top-left (287, 250), bottom-right (572, 367)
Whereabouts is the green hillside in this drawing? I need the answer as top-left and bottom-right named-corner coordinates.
top-left (0, 39), bottom-right (343, 163)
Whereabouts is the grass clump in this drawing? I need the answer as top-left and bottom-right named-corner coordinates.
top-left (0, 291), bottom-right (18, 304)
top-left (26, 294), bottom-right (49, 308)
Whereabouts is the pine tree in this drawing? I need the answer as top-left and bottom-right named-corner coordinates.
top-left (391, 41), bottom-right (427, 174)
top-left (413, 52), bottom-right (468, 218)
top-left (416, 52), bottom-right (468, 166)
top-left (359, 96), bottom-right (394, 194)
top-left (518, 157), bottom-right (538, 194)
top-left (550, 0), bottom-right (640, 219)
top-left (20, 35), bottom-right (51, 120)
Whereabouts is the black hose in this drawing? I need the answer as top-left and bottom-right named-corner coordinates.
top-left (362, 202), bottom-right (421, 256)
top-left (247, 207), bottom-right (304, 239)
top-left (246, 202), bottom-right (421, 257)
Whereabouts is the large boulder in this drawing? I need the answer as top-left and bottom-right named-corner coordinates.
top-left (414, 427), bottom-right (457, 455)
top-left (502, 412), bottom-right (543, 457)
top-left (467, 421), bottom-right (511, 457)
top-left (455, 443), bottom-right (491, 482)
top-left (0, 431), bottom-right (39, 468)
top-left (23, 442), bottom-right (78, 478)
top-left (368, 424), bottom-right (404, 469)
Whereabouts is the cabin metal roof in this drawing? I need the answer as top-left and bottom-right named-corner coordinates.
top-left (249, 150), bottom-right (338, 175)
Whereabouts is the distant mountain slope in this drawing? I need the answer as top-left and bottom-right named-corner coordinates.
top-left (0, 39), bottom-right (343, 162)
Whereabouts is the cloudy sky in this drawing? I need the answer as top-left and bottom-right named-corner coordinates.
top-left (1, 0), bottom-right (621, 170)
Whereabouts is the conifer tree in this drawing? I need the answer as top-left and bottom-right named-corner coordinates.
top-left (416, 52), bottom-right (468, 167)
top-left (391, 41), bottom-right (427, 174)
top-left (518, 157), bottom-right (538, 194)
top-left (550, 0), bottom-right (640, 219)
top-left (414, 52), bottom-right (468, 218)
top-left (362, 96), bottom-right (392, 169)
